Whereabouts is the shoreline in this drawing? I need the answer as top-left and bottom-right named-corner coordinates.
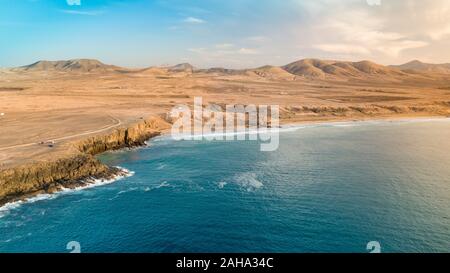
top-left (0, 167), bottom-right (134, 218)
top-left (0, 116), bottom-right (170, 207)
top-left (0, 113), bottom-right (449, 212)
top-left (282, 115), bottom-right (450, 129)
top-left (153, 114), bottom-right (450, 141)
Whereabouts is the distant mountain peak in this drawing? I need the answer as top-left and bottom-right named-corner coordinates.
top-left (168, 63), bottom-right (195, 73)
top-left (391, 60), bottom-right (450, 73)
top-left (407, 60), bottom-right (424, 64)
top-left (19, 59), bottom-right (118, 72)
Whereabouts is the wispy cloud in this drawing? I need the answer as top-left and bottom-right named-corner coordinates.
top-left (238, 48), bottom-right (259, 55)
top-left (60, 9), bottom-right (104, 16)
top-left (215, 43), bottom-right (234, 49)
top-left (183, 17), bottom-right (206, 24)
top-left (188, 48), bottom-right (208, 54)
top-left (188, 45), bottom-right (260, 57)
top-left (314, 44), bottom-right (371, 55)
top-left (246, 36), bottom-right (269, 43)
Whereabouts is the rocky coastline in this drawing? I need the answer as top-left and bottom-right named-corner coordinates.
top-left (0, 117), bottom-right (170, 207)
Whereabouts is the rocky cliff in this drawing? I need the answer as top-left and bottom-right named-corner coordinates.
top-left (0, 117), bottom-right (171, 206)
top-left (77, 118), bottom-right (167, 155)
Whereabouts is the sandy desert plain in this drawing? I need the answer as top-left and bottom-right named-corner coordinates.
top-left (1, 58), bottom-right (450, 204)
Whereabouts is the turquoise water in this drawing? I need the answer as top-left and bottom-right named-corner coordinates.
top-left (0, 119), bottom-right (449, 253)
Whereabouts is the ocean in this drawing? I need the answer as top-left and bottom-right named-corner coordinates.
top-left (0, 119), bottom-right (449, 253)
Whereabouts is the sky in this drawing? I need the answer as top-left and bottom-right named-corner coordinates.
top-left (1, 0), bottom-right (450, 68)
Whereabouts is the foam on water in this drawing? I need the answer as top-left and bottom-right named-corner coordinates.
top-left (156, 163), bottom-right (166, 170)
top-left (234, 172), bottom-right (264, 191)
top-left (0, 167), bottom-right (134, 218)
top-left (155, 181), bottom-right (170, 189)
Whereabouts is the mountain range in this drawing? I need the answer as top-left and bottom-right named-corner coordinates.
top-left (13, 58), bottom-right (450, 80)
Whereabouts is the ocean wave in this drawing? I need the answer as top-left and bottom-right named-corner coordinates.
top-left (155, 181), bottom-right (170, 189)
top-left (153, 127), bottom-right (299, 143)
top-left (234, 172), bottom-right (264, 192)
top-left (331, 123), bottom-right (359, 127)
top-left (141, 181), bottom-right (171, 193)
top-left (0, 167), bottom-right (134, 219)
top-left (0, 194), bottom-right (56, 219)
top-left (282, 117), bottom-right (450, 130)
top-left (109, 186), bottom-right (139, 200)
top-left (117, 187), bottom-right (138, 195)
top-left (156, 163), bottom-right (166, 170)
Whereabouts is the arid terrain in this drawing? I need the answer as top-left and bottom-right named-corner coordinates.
top-left (1, 58), bottom-right (450, 204)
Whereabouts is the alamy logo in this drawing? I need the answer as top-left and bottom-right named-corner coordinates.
top-left (366, 0), bottom-right (381, 6)
top-left (367, 241), bottom-right (381, 253)
top-left (66, 241), bottom-right (81, 253)
top-left (66, 0), bottom-right (81, 6)
top-left (170, 97), bottom-right (280, 151)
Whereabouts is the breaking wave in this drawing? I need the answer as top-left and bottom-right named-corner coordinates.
top-left (0, 167), bottom-right (134, 219)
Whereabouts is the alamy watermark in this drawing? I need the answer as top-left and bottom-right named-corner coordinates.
top-left (367, 241), bottom-right (381, 253)
top-left (66, 0), bottom-right (81, 5)
top-left (66, 241), bottom-right (81, 253)
top-left (366, 0), bottom-right (381, 6)
top-left (170, 97), bottom-right (280, 151)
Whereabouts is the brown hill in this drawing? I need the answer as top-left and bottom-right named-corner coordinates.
top-left (19, 59), bottom-right (119, 73)
top-left (246, 65), bottom-right (296, 80)
top-left (168, 63), bottom-right (195, 73)
top-left (282, 59), bottom-right (328, 78)
top-left (391, 60), bottom-right (450, 74)
top-left (282, 59), bottom-right (405, 78)
top-left (138, 67), bottom-right (170, 76)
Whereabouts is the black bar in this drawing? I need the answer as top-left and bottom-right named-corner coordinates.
top-left (0, 253), bottom-right (446, 272)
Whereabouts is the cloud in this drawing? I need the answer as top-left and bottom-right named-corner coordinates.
top-left (314, 44), bottom-right (371, 55)
top-left (429, 24), bottom-right (450, 40)
top-left (60, 9), bottom-right (104, 16)
top-left (246, 36), bottom-right (269, 43)
top-left (293, 1), bottom-right (436, 61)
top-left (183, 17), bottom-right (206, 24)
top-left (66, 0), bottom-right (81, 5)
top-left (238, 48), bottom-right (259, 55)
top-left (215, 43), bottom-right (234, 49)
top-left (314, 13), bottom-right (428, 57)
top-left (189, 41), bottom-right (260, 59)
top-left (188, 48), bottom-right (208, 54)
